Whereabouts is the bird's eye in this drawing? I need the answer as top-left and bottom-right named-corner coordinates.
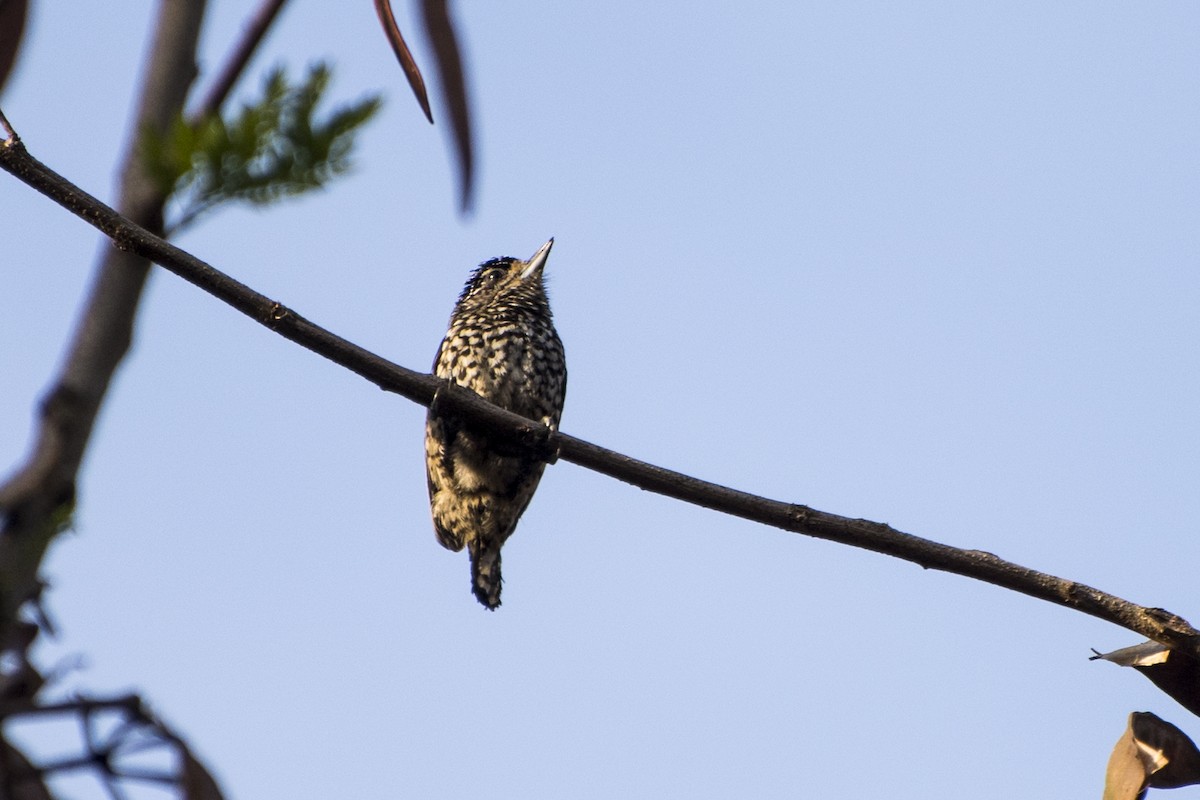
top-left (482, 268), bottom-right (506, 284)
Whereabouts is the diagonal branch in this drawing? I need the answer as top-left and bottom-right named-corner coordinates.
top-left (2, 135), bottom-right (1198, 660)
top-left (192, 0), bottom-right (291, 122)
top-left (0, 0), bottom-right (207, 652)
top-left (0, 0), bottom-right (297, 660)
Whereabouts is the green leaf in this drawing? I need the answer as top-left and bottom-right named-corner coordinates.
top-left (141, 62), bottom-right (382, 233)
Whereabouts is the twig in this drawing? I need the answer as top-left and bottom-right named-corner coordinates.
top-left (1, 138), bottom-right (1197, 658)
top-left (192, 0), bottom-right (290, 121)
top-left (0, 694), bottom-right (144, 721)
top-left (0, 107), bottom-right (16, 143)
top-left (1, 692), bottom-right (185, 791)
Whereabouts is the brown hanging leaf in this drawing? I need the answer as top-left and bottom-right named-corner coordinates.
top-left (0, 0), bottom-right (30, 95)
top-left (1104, 712), bottom-right (1200, 800)
top-left (1092, 642), bottom-right (1200, 719)
top-left (421, 0), bottom-right (474, 212)
top-left (180, 744), bottom-right (226, 800)
top-left (1105, 724), bottom-right (1151, 800)
top-left (374, 0), bottom-right (433, 123)
top-left (0, 738), bottom-right (53, 800)
top-left (371, 0), bottom-right (475, 212)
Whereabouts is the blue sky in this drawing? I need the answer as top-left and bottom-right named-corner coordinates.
top-left (3, 2), bottom-right (1199, 797)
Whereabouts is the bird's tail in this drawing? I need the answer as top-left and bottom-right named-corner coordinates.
top-left (468, 539), bottom-right (502, 610)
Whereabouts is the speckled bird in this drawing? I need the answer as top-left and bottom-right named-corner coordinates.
top-left (425, 239), bottom-right (567, 609)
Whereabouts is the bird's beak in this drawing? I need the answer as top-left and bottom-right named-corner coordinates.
top-left (520, 238), bottom-right (554, 280)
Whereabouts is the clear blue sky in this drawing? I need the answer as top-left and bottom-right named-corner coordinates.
top-left (3, 2), bottom-right (1199, 798)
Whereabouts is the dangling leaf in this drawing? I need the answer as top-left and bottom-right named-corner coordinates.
top-left (421, 0), bottom-right (473, 212)
top-left (1103, 712), bottom-right (1200, 800)
top-left (180, 744), bottom-right (226, 800)
top-left (0, 738), bottom-right (53, 800)
top-left (0, 0), bottom-right (29, 96)
top-left (156, 720), bottom-right (226, 800)
top-left (374, 0), bottom-right (432, 122)
top-left (372, 0), bottom-right (475, 212)
top-left (1093, 642), bottom-right (1200, 719)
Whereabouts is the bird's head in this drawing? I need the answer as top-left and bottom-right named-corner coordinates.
top-left (452, 238), bottom-right (555, 318)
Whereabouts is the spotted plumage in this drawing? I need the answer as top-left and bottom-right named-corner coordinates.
top-left (425, 239), bottom-right (566, 609)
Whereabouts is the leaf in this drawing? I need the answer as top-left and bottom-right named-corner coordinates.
top-left (0, 0), bottom-right (29, 96)
top-left (180, 744), bottom-right (226, 800)
top-left (374, 0), bottom-right (433, 123)
top-left (1105, 725), bottom-right (1150, 800)
top-left (373, 0), bottom-right (474, 211)
top-left (421, 0), bottom-right (474, 212)
top-left (1104, 712), bottom-right (1200, 800)
top-left (1092, 642), bottom-right (1200, 719)
top-left (140, 63), bottom-right (382, 233)
top-left (0, 738), bottom-right (53, 800)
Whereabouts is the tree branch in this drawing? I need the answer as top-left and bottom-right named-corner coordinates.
top-left (0, 694), bottom-right (144, 722)
top-left (2, 134), bottom-right (1197, 659)
top-left (0, 0), bottom-right (295, 656)
top-left (0, 1), bottom-right (208, 650)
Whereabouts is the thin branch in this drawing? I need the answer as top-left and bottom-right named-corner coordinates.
top-left (1, 690), bottom-right (216, 795)
top-left (0, 105), bottom-right (16, 142)
top-left (0, 694), bottom-right (144, 721)
top-left (108, 769), bottom-right (176, 786)
top-left (192, 0), bottom-right (290, 121)
top-left (1, 136), bottom-right (1198, 660)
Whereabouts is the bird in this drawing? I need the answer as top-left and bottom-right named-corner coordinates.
top-left (424, 238), bottom-right (567, 609)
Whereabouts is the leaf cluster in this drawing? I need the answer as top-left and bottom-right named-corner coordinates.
top-left (141, 63), bottom-right (380, 232)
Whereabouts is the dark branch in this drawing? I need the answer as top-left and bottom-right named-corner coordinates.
top-left (0, 694), bottom-right (145, 722)
top-left (0, 691), bottom-right (217, 796)
top-left (2, 135), bottom-right (1198, 660)
top-left (0, 0), bottom-right (207, 646)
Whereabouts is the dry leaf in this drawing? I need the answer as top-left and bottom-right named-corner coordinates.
top-left (0, 738), bottom-right (53, 800)
top-left (180, 744), bottom-right (226, 800)
top-left (374, 0), bottom-right (433, 123)
top-left (0, 0), bottom-right (30, 95)
top-left (421, 0), bottom-right (473, 212)
top-left (1093, 642), bottom-right (1200, 719)
top-left (372, 0), bottom-right (475, 212)
top-left (1103, 712), bottom-right (1200, 800)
